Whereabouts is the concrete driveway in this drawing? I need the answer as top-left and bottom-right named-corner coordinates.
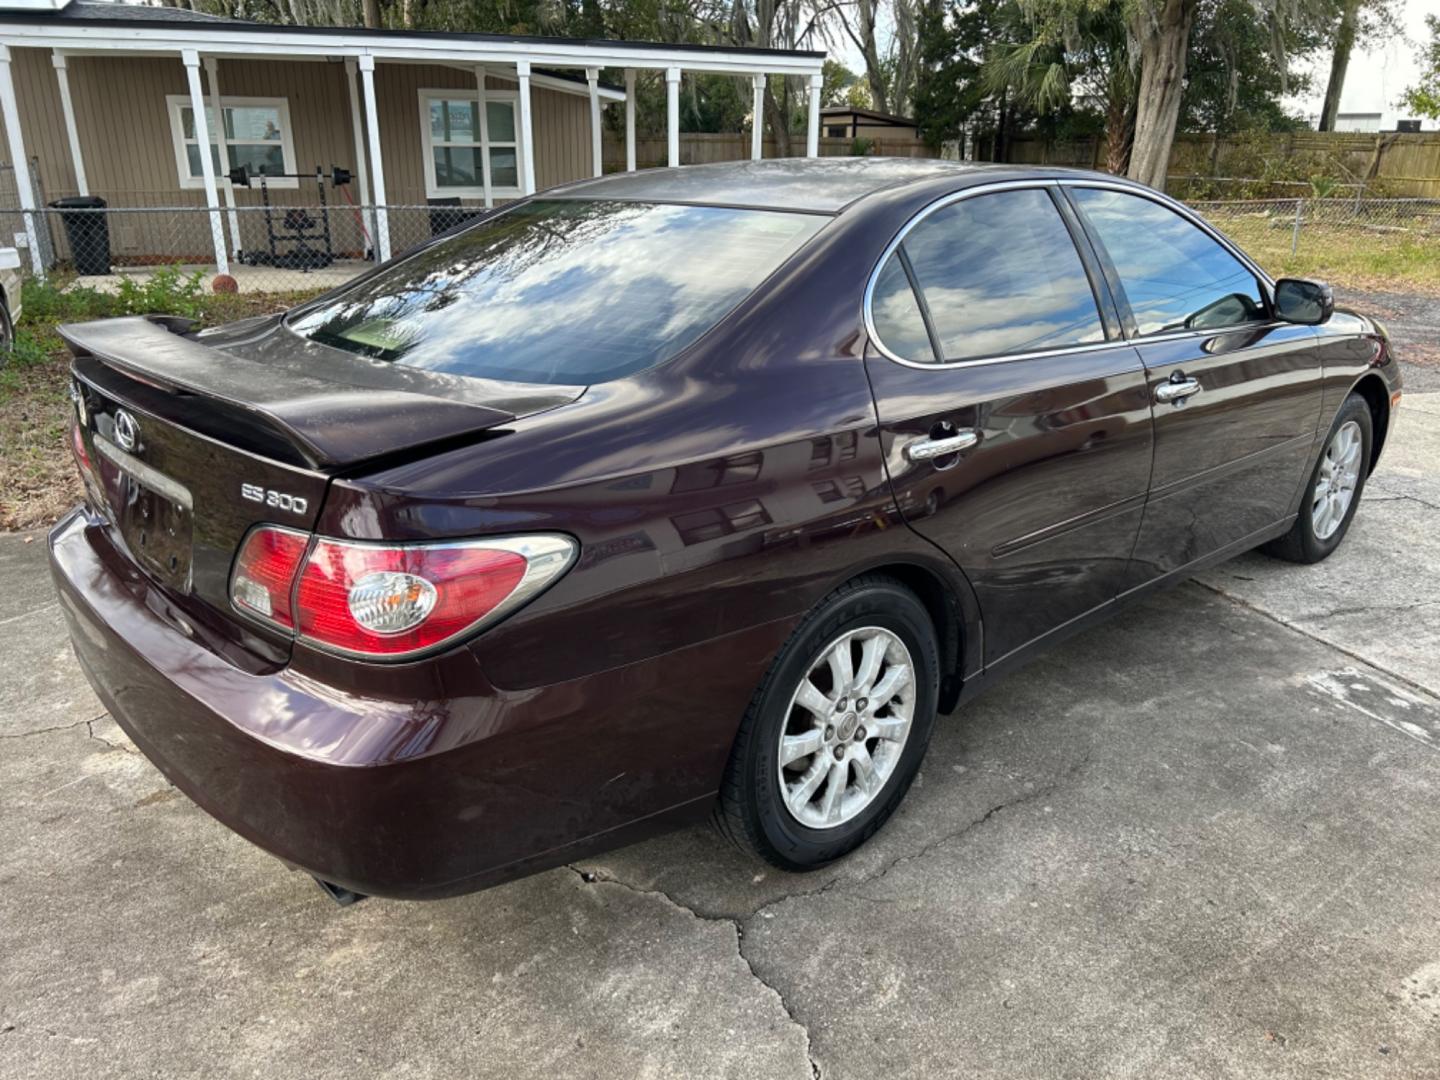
top-left (3, 395), bottom-right (1438, 1080)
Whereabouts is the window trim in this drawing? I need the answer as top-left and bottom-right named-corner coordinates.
top-left (865, 180), bottom-right (1114, 368)
top-left (165, 94), bottom-right (297, 190)
top-left (863, 177), bottom-right (1281, 371)
top-left (418, 88), bottom-right (520, 200)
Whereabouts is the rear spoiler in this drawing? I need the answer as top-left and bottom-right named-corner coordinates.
top-left (59, 316), bottom-right (518, 470)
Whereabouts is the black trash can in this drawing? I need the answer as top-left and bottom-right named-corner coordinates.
top-left (50, 195), bottom-right (110, 275)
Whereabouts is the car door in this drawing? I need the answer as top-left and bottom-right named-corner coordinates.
top-left (1064, 185), bottom-right (1326, 584)
top-left (863, 183), bottom-right (1154, 667)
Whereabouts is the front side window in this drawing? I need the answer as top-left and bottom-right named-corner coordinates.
top-left (166, 96), bottom-right (295, 188)
top-left (1069, 188), bottom-right (1267, 336)
top-left (289, 200), bottom-right (826, 385)
top-left (421, 92), bottom-right (519, 197)
top-left (878, 188), bottom-right (1106, 363)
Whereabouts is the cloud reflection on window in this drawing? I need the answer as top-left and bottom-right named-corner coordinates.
top-left (290, 200), bottom-right (825, 386)
top-left (1069, 189), bottom-right (1265, 337)
top-left (902, 189), bottom-right (1106, 362)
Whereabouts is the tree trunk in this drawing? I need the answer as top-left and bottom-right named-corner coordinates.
top-left (362, 0), bottom-right (381, 29)
top-left (1319, 0), bottom-right (1361, 131)
top-left (1127, 0), bottom-right (1195, 190)
top-left (856, 0), bottom-right (889, 114)
top-left (1103, 87), bottom-right (1134, 174)
top-left (765, 81), bottom-right (791, 157)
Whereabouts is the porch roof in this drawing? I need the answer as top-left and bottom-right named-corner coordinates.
top-left (0, 1), bottom-right (826, 77)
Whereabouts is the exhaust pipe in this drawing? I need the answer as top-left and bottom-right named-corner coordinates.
top-left (314, 877), bottom-right (368, 907)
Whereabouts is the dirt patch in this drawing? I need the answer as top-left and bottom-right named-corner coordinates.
top-left (0, 359), bottom-right (81, 531)
top-left (1336, 288), bottom-right (1440, 391)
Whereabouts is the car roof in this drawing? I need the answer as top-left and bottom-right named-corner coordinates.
top-left (549, 158), bottom-right (1122, 214)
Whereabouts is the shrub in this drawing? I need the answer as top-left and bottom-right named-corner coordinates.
top-left (113, 265), bottom-right (206, 319)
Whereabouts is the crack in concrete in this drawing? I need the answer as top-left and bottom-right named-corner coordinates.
top-left (564, 865), bottom-right (823, 1079)
top-left (85, 718), bottom-right (135, 753)
top-left (566, 746), bottom-right (1095, 1079)
top-left (1369, 488), bottom-right (1440, 512)
top-left (0, 712), bottom-right (132, 753)
top-left (0, 716), bottom-right (92, 741)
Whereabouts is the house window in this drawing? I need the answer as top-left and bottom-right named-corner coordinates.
top-left (420, 90), bottom-right (520, 199)
top-left (166, 95), bottom-right (296, 189)
top-left (826, 125), bottom-right (848, 138)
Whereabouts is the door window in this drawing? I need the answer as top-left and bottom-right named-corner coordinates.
top-left (1069, 188), bottom-right (1267, 337)
top-left (873, 189), bottom-right (1106, 363)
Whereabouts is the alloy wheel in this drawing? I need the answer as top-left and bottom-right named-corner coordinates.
top-left (777, 626), bottom-right (916, 829)
top-left (1312, 419), bottom-right (1362, 541)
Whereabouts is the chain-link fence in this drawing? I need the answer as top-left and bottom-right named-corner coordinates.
top-left (0, 195), bottom-right (1436, 297)
top-left (1189, 197), bottom-right (1440, 261)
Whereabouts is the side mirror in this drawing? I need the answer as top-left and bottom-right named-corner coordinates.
top-left (1273, 278), bottom-right (1334, 325)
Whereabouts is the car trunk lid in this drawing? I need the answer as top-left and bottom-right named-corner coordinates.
top-left (61, 316), bottom-right (580, 654)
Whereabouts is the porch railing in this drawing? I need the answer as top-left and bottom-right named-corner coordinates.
top-left (0, 203), bottom-right (482, 296)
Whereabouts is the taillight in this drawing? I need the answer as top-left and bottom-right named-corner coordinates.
top-left (232, 526), bottom-right (309, 629)
top-left (230, 528), bottom-right (575, 659)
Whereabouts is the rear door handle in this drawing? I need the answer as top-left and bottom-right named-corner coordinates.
top-left (905, 430), bottom-right (980, 462)
top-left (1155, 377), bottom-right (1202, 404)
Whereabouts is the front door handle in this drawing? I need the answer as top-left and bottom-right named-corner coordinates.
top-left (905, 429), bottom-right (980, 462)
top-left (1155, 377), bottom-right (1202, 404)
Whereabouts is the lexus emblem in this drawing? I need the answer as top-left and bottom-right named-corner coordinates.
top-left (113, 409), bottom-right (139, 453)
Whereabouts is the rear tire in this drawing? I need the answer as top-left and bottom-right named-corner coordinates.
top-left (1262, 392), bottom-right (1373, 564)
top-left (715, 575), bottom-right (940, 872)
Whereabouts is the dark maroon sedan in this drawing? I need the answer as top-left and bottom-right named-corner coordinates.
top-left (50, 159), bottom-right (1401, 902)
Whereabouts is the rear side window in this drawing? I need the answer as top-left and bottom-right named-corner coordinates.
top-left (870, 250), bottom-right (935, 363)
top-left (288, 199), bottom-right (825, 385)
top-left (1069, 188), bottom-right (1266, 337)
top-left (874, 188), bottom-right (1106, 363)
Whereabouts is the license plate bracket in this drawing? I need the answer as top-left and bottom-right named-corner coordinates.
top-left (94, 435), bottom-right (194, 592)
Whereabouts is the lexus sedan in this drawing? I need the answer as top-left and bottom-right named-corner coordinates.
top-left (49, 159), bottom-right (1401, 902)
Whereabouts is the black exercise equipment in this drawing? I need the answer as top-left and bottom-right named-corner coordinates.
top-left (228, 165), bottom-right (354, 271)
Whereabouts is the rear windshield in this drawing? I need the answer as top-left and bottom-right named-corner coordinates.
top-left (288, 199), bottom-right (826, 385)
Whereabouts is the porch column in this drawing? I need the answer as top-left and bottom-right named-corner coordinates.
top-left (623, 69), bottom-right (635, 172)
top-left (343, 59), bottom-right (376, 256)
top-left (586, 67), bottom-right (602, 178)
top-left (181, 49), bottom-right (229, 276)
top-left (665, 66), bottom-right (680, 168)
top-left (751, 74), bottom-right (764, 161)
top-left (51, 52), bottom-right (87, 197)
top-left (806, 72), bottom-right (822, 158)
top-left (474, 65), bottom-right (493, 208)
top-left (357, 54), bottom-right (391, 261)
top-left (0, 46), bottom-right (43, 276)
top-left (203, 57), bottom-right (242, 259)
top-left (516, 61), bottom-right (535, 195)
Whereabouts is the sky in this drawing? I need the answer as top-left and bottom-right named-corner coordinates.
top-left (829, 0), bottom-right (1440, 131)
top-left (1286, 0), bottom-right (1440, 130)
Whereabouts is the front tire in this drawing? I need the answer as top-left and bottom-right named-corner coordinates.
top-left (715, 576), bottom-right (940, 871)
top-left (1263, 392), bottom-right (1373, 564)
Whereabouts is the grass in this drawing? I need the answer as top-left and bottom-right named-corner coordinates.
top-left (0, 270), bottom-right (320, 530)
top-left (1201, 212), bottom-right (1440, 293)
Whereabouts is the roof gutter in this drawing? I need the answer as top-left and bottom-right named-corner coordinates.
top-left (0, 20), bottom-right (827, 76)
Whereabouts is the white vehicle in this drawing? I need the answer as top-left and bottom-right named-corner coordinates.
top-left (0, 246), bottom-right (21, 351)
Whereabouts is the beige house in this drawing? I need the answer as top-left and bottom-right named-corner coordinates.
top-left (0, 0), bottom-right (826, 277)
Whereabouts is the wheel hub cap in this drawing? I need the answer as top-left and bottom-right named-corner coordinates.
top-left (1311, 419), bottom-right (1362, 541)
top-left (777, 626), bottom-right (917, 830)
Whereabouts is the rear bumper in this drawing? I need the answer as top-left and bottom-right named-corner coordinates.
top-left (49, 509), bottom-right (786, 899)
